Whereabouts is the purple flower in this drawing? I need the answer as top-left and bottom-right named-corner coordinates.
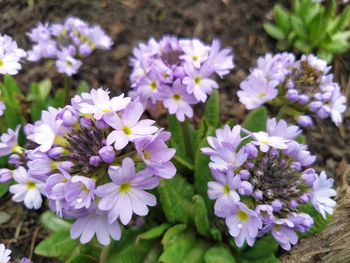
top-left (65, 176), bottom-right (95, 209)
top-left (159, 80), bottom-right (197, 121)
top-left (266, 118), bottom-right (301, 140)
top-left (269, 219), bottom-right (298, 251)
top-left (77, 89), bottom-right (131, 120)
top-left (0, 243), bottom-right (11, 263)
top-left (95, 158), bottom-right (159, 225)
top-left (99, 146), bottom-right (116, 164)
top-left (105, 101), bottom-right (158, 150)
top-left (238, 71), bottom-right (278, 109)
top-left (0, 168), bottom-right (12, 183)
top-left (251, 131), bottom-right (288, 152)
top-left (0, 100), bottom-right (5, 116)
top-left (70, 206), bottom-right (121, 245)
top-left (9, 166), bottom-right (44, 209)
top-left (0, 126), bottom-right (21, 157)
top-left (311, 171), bottom-right (336, 219)
top-left (208, 170), bottom-right (241, 205)
top-left (183, 63), bottom-right (218, 102)
top-left (135, 130), bottom-right (176, 179)
top-left (208, 39), bottom-right (235, 78)
top-left (179, 39), bottom-right (210, 68)
top-left (216, 201), bottom-right (262, 247)
top-left (0, 33), bottom-right (26, 75)
top-left (55, 49), bottom-right (82, 76)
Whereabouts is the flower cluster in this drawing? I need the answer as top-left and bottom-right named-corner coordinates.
top-left (0, 243), bottom-right (31, 263)
top-left (0, 33), bottom-right (26, 75)
top-left (238, 53), bottom-right (346, 126)
top-left (201, 118), bottom-right (336, 250)
top-left (27, 17), bottom-right (113, 76)
top-left (0, 88), bottom-right (176, 246)
top-left (129, 36), bottom-right (234, 121)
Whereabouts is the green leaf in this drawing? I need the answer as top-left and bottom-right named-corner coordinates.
top-left (35, 231), bottom-right (80, 258)
top-left (263, 23), bottom-right (286, 40)
top-left (37, 79), bottom-right (52, 99)
top-left (167, 114), bottom-right (186, 158)
top-left (204, 245), bottom-right (236, 263)
top-left (296, 134), bottom-right (306, 144)
top-left (324, 0), bottom-right (336, 26)
top-left (194, 126), bottom-right (216, 209)
top-left (76, 81), bottom-right (89, 94)
top-left (158, 175), bottom-right (194, 224)
top-left (0, 182), bottom-right (10, 199)
top-left (194, 119), bottom-right (209, 154)
top-left (210, 228), bottom-right (222, 241)
top-left (51, 89), bottom-right (66, 108)
top-left (136, 223), bottom-right (170, 244)
top-left (241, 106), bottom-right (268, 132)
top-left (172, 155), bottom-right (194, 176)
top-left (192, 195), bottom-right (210, 237)
top-left (273, 4), bottom-right (291, 34)
top-left (30, 99), bottom-right (48, 121)
top-left (3, 75), bottom-right (21, 94)
top-left (290, 15), bottom-right (307, 41)
top-left (329, 6), bottom-right (350, 33)
top-left (40, 211), bottom-right (71, 233)
top-left (309, 13), bottom-right (324, 47)
top-left (241, 235), bottom-right (278, 259)
top-left (107, 229), bottom-right (156, 263)
top-left (203, 89), bottom-right (220, 128)
top-left (298, 204), bottom-right (332, 238)
top-left (162, 224), bottom-right (187, 248)
top-left (159, 230), bottom-right (209, 263)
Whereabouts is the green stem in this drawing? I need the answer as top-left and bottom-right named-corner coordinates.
top-left (180, 119), bottom-right (194, 161)
top-left (63, 76), bottom-right (71, 104)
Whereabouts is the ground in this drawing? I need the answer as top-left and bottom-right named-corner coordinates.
top-left (0, 0), bottom-right (349, 262)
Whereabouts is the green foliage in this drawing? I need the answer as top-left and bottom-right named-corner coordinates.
top-left (242, 106), bottom-right (268, 132)
top-left (205, 245), bottom-right (236, 263)
top-left (192, 195), bottom-right (211, 237)
top-left (158, 175), bottom-right (195, 224)
top-left (0, 182), bottom-right (10, 199)
top-left (203, 89), bottom-right (220, 127)
top-left (264, 0), bottom-right (350, 62)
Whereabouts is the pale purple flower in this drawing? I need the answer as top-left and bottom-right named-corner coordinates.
top-left (27, 22), bottom-right (51, 42)
top-left (70, 206), bottom-right (121, 245)
top-left (300, 54), bottom-right (329, 73)
top-left (266, 118), bottom-right (301, 140)
top-left (179, 39), bottom-right (210, 68)
top-left (0, 33), bottom-right (26, 75)
top-left (215, 201), bottom-right (262, 247)
top-left (183, 63), bottom-right (218, 102)
top-left (311, 171), bottom-right (336, 219)
top-left (78, 89), bottom-right (131, 120)
top-left (65, 176), bottom-right (95, 209)
top-left (95, 158), bottom-right (159, 225)
top-left (88, 25), bottom-right (113, 50)
top-left (159, 80), bottom-right (197, 121)
top-left (27, 107), bottom-right (63, 152)
top-left (55, 49), bottom-right (82, 76)
top-left (252, 131), bottom-right (288, 152)
top-left (0, 100), bottom-right (5, 116)
top-left (0, 243), bottom-right (11, 263)
top-left (238, 71), bottom-right (278, 109)
top-left (0, 168), bottom-right (12, 183)
top-left (9, 166), bottom-right (44, 209)
top-left (0, 125), bottom-right (21, 157)
top-left (208, 39), bottom-right (235, 78)
top-left (105, 101), bottom-right (158, 150)
top-left (208, 170), bottom-right (241, 205)
top-left (135, 130), bottom-right (176, 179)
top-left (99, 146), bottom-right (115, 164)
top-left (269, 219), bottom-right (298, 251)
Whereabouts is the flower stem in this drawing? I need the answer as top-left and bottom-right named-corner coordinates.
top-left (64, 76), bottom-right (71, 104)
top-left (181, 119), bottom-right (194, 161)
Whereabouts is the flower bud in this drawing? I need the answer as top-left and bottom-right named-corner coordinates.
top-left (0, 168), bottom-right (12, 183)
top-left (89, 156), bottom-right (101, 167)
top-left (286, 89), bottom-right (299, 102)
top-left (99, 146), bottom-right (116, 163)
top-left (297, 115), bottom-right (313, 127)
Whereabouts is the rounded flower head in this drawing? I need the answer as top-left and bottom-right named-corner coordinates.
top-left (202, 118), bottom-right (336, 250)
top-left (13, 87), bottom-right (176, 246)
top-left (238, 53), bottom-right (346, 126)
top-left (129, 35), bottom-right (234, 121)
top-left (27, 17), bottom-right (112, 76)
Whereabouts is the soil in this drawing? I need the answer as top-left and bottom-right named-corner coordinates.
top-left (0, 0), bottom-right (349, 262)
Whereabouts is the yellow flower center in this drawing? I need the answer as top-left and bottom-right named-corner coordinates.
top-left (237, 210), bottom-right (249, 222)
top-left (150, 81), bottom-right (157, 90)
top-left (172, 93), bottom-right (181, 101)
top-left (102, 108), bottom-right (112, 113)
top-left (258, 92), bottom-right (267, 98)
top-left (143, 150), bottom-right (151, 160)
top-left (120, 183), bottom-right (131, 193)
top-left (12, 144), bottom-right (23, 154)
top-left (27, 181), bottom-right (36, 189)
top-left (0, 60), bottom-right (4, 66)
top-left (54, 136), bottom-right (67, 146)
top-left (194, 76), bottom-right (201, 85)
top-left (192, 55), bottom-right (198, 61)
top-left (82, 184), bottom-right (90, 192)
top-left (223, 184), bottom-right (230, 195)
top-left (122, 126), bottom-right (132, 135)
